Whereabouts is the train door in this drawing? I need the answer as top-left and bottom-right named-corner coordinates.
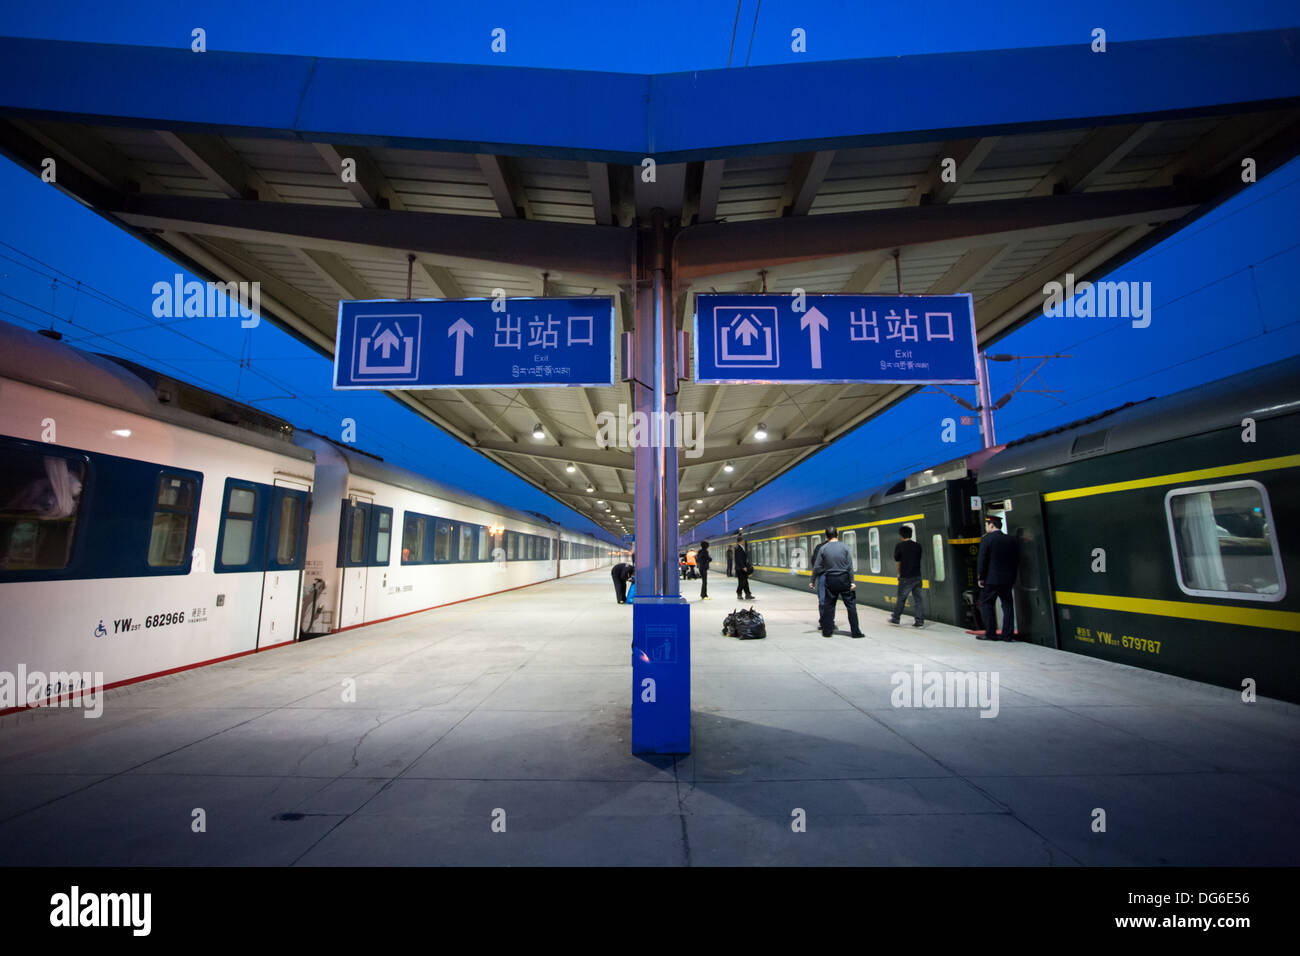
top-left (1005, 493), bottom-right (1058, 648)
top-left (983, 496), bottom-right (1058, 647)
top-left (363, 505), bottom-right (393, 621)
top-left (258, 480), bottom-right (311, 648)
top-left (337, 495), bottom-right (372, 628)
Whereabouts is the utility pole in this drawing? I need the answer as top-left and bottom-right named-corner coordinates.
top-left (930, 352), bottom-right (1071, 448)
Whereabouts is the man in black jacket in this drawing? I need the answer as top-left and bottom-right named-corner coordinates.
top-left (611, 562), bottom-right (634, 604)
top-left (812, 527), bottom-right (864, 638)
top-left (734, 535), bottom-right (754, 601)
top-left (888, 526), bottom-right (925, 627)
top-left (976, 515), bottom-right (1019, 640)
top-left (697, 541), bottom-right (713, 600)
top-left (809, 536), bottom-right (826, 627)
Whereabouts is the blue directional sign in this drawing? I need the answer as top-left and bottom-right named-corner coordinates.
top-left (693, 294), bottom-right (977, 384)
top-left (333, 297), bottom-right (615, 389)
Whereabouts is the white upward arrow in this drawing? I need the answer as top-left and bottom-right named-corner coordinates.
top-left (801, 307), bottom-right (829, 369)
top-left (448, 318), bottom-right (473, 377)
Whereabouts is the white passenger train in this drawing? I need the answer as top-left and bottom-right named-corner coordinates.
top-left (0, 320), bottom-right (613, 707)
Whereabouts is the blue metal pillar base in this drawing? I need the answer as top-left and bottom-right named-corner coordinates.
top-left (631, 596), bottom-right (690, 754)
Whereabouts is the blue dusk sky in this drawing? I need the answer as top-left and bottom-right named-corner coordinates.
top-left (1, 1), bottom-right (1297, 542)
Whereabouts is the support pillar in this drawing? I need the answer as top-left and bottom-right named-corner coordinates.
top-left (631, 208), bottom-right (690, 754)
top-left (975, 350), bottom-right (997, 448)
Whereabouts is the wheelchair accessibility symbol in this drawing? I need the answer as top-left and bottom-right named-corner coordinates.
top-left (352, 313), bottom-right (422, 382)
top-left (714, 306), bottom-right (779, 367)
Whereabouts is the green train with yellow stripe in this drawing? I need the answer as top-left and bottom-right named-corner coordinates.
top-left (720, 356), bottom-right (1299, 702)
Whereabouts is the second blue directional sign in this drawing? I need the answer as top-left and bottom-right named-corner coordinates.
top-left (694, 294), bottom-right (978, 384)
top-left (334, 297), bottom-right (615, 389)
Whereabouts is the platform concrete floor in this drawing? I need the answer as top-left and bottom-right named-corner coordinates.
top-left (1, 569), bottom-right (1297, 866)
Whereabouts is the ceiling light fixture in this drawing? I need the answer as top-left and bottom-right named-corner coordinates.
top-left (566, 462), bottom-right (576, 473)
top-left (532, 423), bottom-right (545, 440)
top-left (724, 461), bottom-right (734, 473)
top-left (706, 485), bottom-right (714, 492)
top-left (754, 423), bottom-right (768, 440)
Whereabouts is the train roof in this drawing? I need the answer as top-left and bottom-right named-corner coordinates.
top-left (732, 446), bottom-right (1002, 537)
top-left (705, 356), bottom-right (1299, 539)
top-left (978, 354), bottom-right (1300, 483)
top-left (0, 320), bottom-right (312, 462)
top-left (296, 431), bottom-right (609, 543)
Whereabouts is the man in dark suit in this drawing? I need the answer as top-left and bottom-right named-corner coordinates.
top-left (734, 535), bottom-right (755, 601)
top-left (976, 515), bottom-right (1019, 640)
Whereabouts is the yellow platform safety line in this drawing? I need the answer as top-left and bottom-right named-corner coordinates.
top-left (753, 566), bottom-right (930, 588)
top-left (1055, 590), bottom-right (1300, 632)
top-left (947, 537), bottom-right (981, 545)
top-left (1042, 454), bottom-right (1300, 502)
top-left (751, 514), bottom-right (925, 544)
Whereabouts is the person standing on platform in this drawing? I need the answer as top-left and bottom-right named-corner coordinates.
top-left (888, 526), bottom-right (925, 628)
top-left (812, 527), bottom-right (864, 638)
top-left (697, 541), bottom-right (712, 600)
top-left (734, 535), bottom-right (755, 601)
top-left (809, 537), bottom-right (826, 627)
top-left (976, 515), bottom-right (1019, 641)
top-left (726, 545), bottom-right (734, 577)
top-left (611, 561), bottom-right (634, 604)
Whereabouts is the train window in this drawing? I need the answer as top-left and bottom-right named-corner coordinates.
top-left (507, 531), bottom-right (517, 560)
top-left (275, 495), bottom-right (301, 565)
top-left (348, 503), bottom-right (367, 564)
top-left (148, 474), bottom-right (196, 567)
top-left (434, 519), bottom-right (452, 562)
top-left (868, 528), bottom-right (881, 574)
top-left (459, 524), bottom-right (476, 561)
top-left (1165, 481), bottom-right (1285, 602)
top-left (403, 514), bottom-right (426, 563)
top-left (778, 537), bottom-right (788, 566)
top-left (478, 527), bottom-right (491, 561)
top-left (795, 536), bottom-right (808, 569)
top-left (221, 486), bottom-right (258, 566)
top-left (0, 445), bottom-right (87, 571)
top-left (374, 509), bottom-right (392, 564)
top-left (932, 533), bottom-right (945, 582)
top-left (841, 531), bottom-right (856, 570)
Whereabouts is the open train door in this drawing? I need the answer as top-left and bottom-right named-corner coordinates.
top-left (336, 495), bottom-right (372, 629)
top-left (258, 479), bottom-right (311, 649)
top-left (998, 493), bottom-right (1059, 649)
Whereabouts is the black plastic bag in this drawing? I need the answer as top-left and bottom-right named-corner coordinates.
top-left (723, 607), bottom-right (766, 640)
